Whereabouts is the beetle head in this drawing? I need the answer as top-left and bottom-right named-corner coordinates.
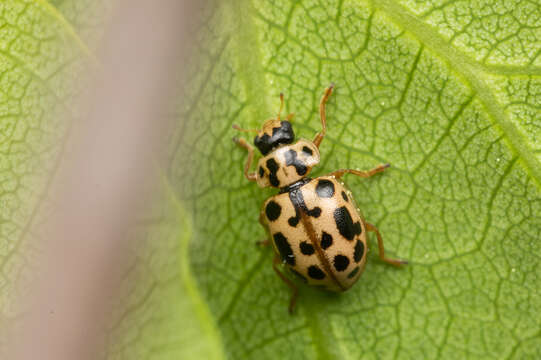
top-left (253, 119), bottom-right (295, 155)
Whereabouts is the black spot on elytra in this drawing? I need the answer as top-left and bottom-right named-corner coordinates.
top-left (321, 232), bottom-right (333, 249)
top-left (258, 166), bottom-right (265, 178)
top-left (354, 240), bottom-right (365, 262)
top-left (308, 265), bottom-right (325, 280)
top-left (347, 266), bottom-right (360, 279)
top-left (353, 222), bottom-right (362, 235)
top-left (284, 149), bottom-right (307, 176)
top-left (333, 206), bottom-right (362, 240)
top-left (288, 216), bottom-right (299, 227)
top-left (316, 179), bottom-right (335, 198)
top-left (287, 205), bottom-right (320, 227)
top-left (302, 146), bottom-right (313, 156)
top-left (341, 191), bottom-right (348, 202)
top-left (265, 201), bottom-right (281, 221)
top-left (273, 232), bottom-right (295, 265)
top-left (287, 187), bottom-right (321, 228)
top-left (333, 255), bottom-right (350, 271)
top-left (266, 158), bottom-right (280, 187)
top-left (300, 241), bottom-right (315, 255)
top-left (308, 207), bottom-right (322, 217)
top-left (290, 268), bottom-right (307, 282)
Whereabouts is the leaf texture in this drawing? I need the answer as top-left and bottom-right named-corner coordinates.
top-left (169, 1), bottom-right (541, 359)
top-left (0, 0), bottom-right (88, 346)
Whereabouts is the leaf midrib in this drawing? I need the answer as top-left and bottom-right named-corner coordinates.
top-left (41, 0), bottom-right (93, 57)
top-left (374, 0), bottom-right (541, 188)
top-left (220, 1), bottom-right (347, 359)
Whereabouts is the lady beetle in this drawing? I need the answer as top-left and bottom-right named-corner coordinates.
top-left (233, 85), bottom-right (407, 313)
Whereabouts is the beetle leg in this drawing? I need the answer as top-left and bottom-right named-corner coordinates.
top-left (232, 137), bottom-right (257, 181)
top-left (256, 210), bottom-right (272, 247)
top-left (257, 239), bottom-right (271, 247)
top-left (259, 209), bottom-right (266, 227)
top-left (272, 254), bottom-right (299, 314)
top-left (327, 164), bottom-right (390, 180)
top-left (277, 93), bottom-right (285, 120)
top-left (313, 84), bottom-right (334, 148)
top-left (365, 222), bottom-right (407, 267)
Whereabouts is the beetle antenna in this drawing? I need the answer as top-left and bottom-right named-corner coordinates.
top-left (277, 93), bottom-right (284, 120)
top-left (232, 124), bottom-right (258, 133)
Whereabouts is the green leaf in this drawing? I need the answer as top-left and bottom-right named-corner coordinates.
top-left (0, 0), bottom-right (88, 326)
top-left (1, 0), bottom-right (541, 359)
top-left (105, 179), bottom-right (225, 359)
top-left (169, 1), bottom-right (541, 359)
top-left (46, 0), bottom-right (111, 49)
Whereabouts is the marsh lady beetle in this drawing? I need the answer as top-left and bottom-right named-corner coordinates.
top-left (233, 85), bottom-right (407, 313)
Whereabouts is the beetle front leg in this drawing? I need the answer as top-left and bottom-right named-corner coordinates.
top-left (365, 222), bottom-right (407, 267)
top-left (232, 137), bottom-right (257, 181)
top-left (313, 84), bottom-right (334, 149)
top-left (328, 164), bottom-right (390, 180)
top-left (272, 254), bottom-right (299, 314)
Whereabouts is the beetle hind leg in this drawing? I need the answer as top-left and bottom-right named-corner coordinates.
top-left (272, 255), bottom-right (299, 314)
top-left (256, 209), bottom-right (272, 247)
top-left (365, 222), bottom-right (407, 267)
top-left (256, 239), bottom-right (271, 247)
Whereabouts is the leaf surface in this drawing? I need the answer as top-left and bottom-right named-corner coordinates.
top-left (0, 0), bottom-right (87, 335)
top-left (169, 1), bottom-right (541, 359)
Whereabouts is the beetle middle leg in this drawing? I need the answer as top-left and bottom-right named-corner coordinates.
top-left (365, 222), bottom-right (407, 267)
top-left (232, 136), bottom-right (257, 181)
top-left (327, 164), bottom-right (390, 180)
top-left (313, 84), bottom-right (334, 148)
top-left (256, 209), bottom-right (271, 247)
top-left (272, 254), bottom-right (299, 314)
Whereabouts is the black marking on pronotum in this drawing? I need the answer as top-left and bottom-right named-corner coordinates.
top-left (273, 232), bottom-right (295, 265)
top-left (320, 232), bottom-right (333, 249)
top-left (284, 149), bottom-right (308, 176)
top-left (308, 265), bottom-right (326, 280)
top-left (315, 179), bottom-right (335, 198)
top-left (302, 146), bottom-right (313, 156)
top-left (333, 206), bottom-right (362, 240)
top-left (266, 158), bottom-right (280, 187)
top-left (354, 240), bottom-right (365, 263)
top-left (341, 191), bottom-right (348, 202)
top-left (254, 121), bottom-right (295, 155)
top-left (258, 166), bottom-right (265, 178)
top-left (265, 201), bottom-right (281, 221)
top-left (333, 255), bottom-right (350, 272)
